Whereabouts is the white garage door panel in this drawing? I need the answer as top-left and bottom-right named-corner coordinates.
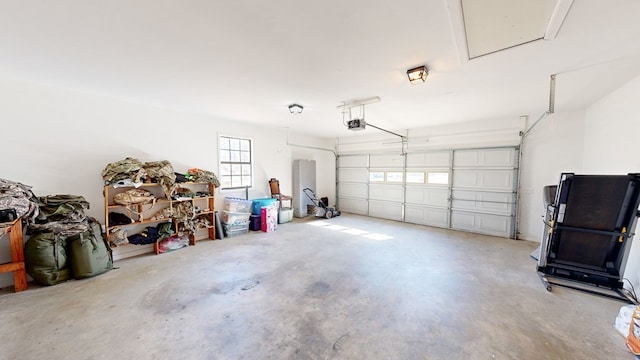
top-left (338, 155), bottom-right (368, 168)
top-left (454, 148), bottom-right (516, 167)
top-left (405, 186), bottom-right (449, 207)
top-left (338, 182), bottom-right (368, 199)
top-left (451, 211), bottom-right (512, 237)
top-left (339, 197), bottom-right (368, 215)
top-left (370, 154), bottom-right (404, 168)
top-left (406, 151), bottom-right (451, 168)
top-left (451, 190), bottom-right (515, 215)
top-left (405, 205), bottom-right (449, 227)
top-left (369, 184), bottom-right (403, 202)
top-left (369, 200), bottom-right (403, 221)
top-left (336, 146), bottom-right (518, 239)
top-left (339, 168), bottom-right (368, 183)
top-left (452, 169), bottom-right (515, 191)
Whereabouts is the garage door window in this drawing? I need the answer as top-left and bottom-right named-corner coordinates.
top-left (370, 172), bottom-right (385, 182)
top-left (406, 172), bottom-right (425, 184)
top-left (386, 172), bottom-right (403, 183)
top-left (427, 172), bottom-right (449, 185)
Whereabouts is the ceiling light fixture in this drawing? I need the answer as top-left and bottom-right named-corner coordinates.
top-left (407, 65), bottom-right (428, 84)
top-left (288, 104), bottom-right (303, 114)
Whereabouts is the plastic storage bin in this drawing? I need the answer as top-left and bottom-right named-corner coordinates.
top-left (223, 220), bottom-right (250, 238)
top-left (278, 207), bottom-right (293, 224)
top-left (251, 198), bottom-right (278, 215)
top-left (221, 210), bottom-right (251, 224)
top-left (249, 214), bottom-right (261, 231)
top-left (223, 197), bottom-right (253, 213)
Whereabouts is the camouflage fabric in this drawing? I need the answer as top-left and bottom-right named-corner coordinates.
top-left (143, 160), bottom-right (177, 198)
top-left (0, 178), bottom-right (40, 224)
top-left (172, 201), bottom-right (197, 233)
top-left (101, 157), bottom-right (147, 184)
top-left (29, 195), bottom-right (91, 237)
top-left (29, 220), bottom-right (90, 238)
top-left (38, 195), bottom-right (90, 223)
top-left (188, 168), bottom-right (221, 188)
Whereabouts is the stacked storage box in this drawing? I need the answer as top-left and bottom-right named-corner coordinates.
top-left (251, 198), bottom-right (278, 232)
top-left (261, 204), bottom-right (278, 232)
top-left (222, 198), bottom-right (252, 237)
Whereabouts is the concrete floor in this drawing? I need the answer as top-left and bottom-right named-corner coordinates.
top-left (0, 214), bottom-right (633, 359)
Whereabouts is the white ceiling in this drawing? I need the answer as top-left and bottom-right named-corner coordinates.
top-left (1, 0), bottom-right (639, 139)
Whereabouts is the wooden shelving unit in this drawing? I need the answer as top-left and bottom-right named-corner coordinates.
top-left (104, 182), bottom-right (215, 260)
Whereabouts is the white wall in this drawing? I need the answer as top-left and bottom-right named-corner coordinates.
top-left (582, 74), bottom-right (640, 289)
top-left (0, 76), bottom-right (335, 287)
top-left (517, 110), bottom-right (585, 241)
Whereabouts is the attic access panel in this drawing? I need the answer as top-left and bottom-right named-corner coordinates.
top-left (461, 0), bottom-right (558, 58)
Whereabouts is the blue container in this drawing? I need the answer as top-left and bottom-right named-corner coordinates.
top-left (251, 198), bottom-right (278, 215)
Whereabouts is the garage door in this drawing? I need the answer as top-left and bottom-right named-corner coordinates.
top-left (450, 148), bottom-right (518, 238)
top-left (337, 154), bottom-right (368, 215)
top-left (404, 151), bottom-right (452, 228)
top-left (368, 154), bottom-right (405, 221)
top-left (337, 146), bottom-right (519, 238)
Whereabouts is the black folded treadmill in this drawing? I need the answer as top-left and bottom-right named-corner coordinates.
top-left (537, 173), bottom-right (640, 302)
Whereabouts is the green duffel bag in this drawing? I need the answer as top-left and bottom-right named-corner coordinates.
top-left (67, 218), bottom-right (113, 279)
top-left (24, 232), bottom-right (71, 286)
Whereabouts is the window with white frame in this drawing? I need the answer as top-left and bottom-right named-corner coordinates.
top-left (386, 171), bottom-right (403, 182)
top-left (427, 172), bottom-right (449, 185)
top-left (369, 171), bottom-right (385, 182)
top-left (219, 136), bottom-right (253, 189)
top-left (406, 172), bottom-right (425, 184)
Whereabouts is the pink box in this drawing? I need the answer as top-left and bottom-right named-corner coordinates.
top-left (261, 205), bottom-right (278, 232)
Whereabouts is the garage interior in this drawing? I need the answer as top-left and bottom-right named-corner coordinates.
top-left (2, 0), bottom-right (640, 359)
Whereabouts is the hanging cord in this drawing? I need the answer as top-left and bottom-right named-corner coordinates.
top-left (623, 278), bottom-right (639, 304)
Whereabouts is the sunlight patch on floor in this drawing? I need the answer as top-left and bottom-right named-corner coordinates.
top-left (306, 221), bottom-right (393, 240)
top-left (342, 228), bottom-right (368, 235)
top-left (308, 221), bottom-right (330, 227)
top-left (325, 225), bottom-right (348, 231)
top-left (363, 233), bottom-right (393, 241)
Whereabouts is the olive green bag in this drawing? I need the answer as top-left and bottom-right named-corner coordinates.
top-left (24, 231), bottom-right (71, 286)
top-left (67, 218), bottom-right (113, 279)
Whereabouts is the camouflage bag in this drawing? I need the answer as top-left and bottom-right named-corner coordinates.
top-left (113, 189), bottom-right (155, 205)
